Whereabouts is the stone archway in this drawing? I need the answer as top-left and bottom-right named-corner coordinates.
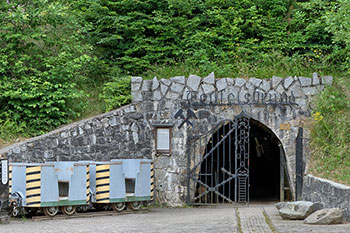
top-left (189, 115), bottom-right (291, 204)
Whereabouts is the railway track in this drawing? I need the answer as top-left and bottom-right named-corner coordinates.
top-left (30, 209), bottom-right (150, 222)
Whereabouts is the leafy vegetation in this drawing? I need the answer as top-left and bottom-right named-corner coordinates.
top-left (0, 0), bottom-right (350, 182)
top-left (309, 77), bottom-right (350, 185)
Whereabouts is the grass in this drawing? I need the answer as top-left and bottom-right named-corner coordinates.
top-left (141, 53), bottom-right (338, 80)
top-left (308, 76), bottom-right (350, 185)
top-left (262, 209), bottom-right (278, 233)
top-left (235, 208), bottom-right (243, 233)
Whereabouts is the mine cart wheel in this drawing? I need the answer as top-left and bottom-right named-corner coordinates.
top-left (128, 201), bottom-right (142, 211)
top-left (142, 201), bottom-right (149, 207)
top-left (112, 202), bottom-right (126, 212)
top-left (43, 206), bottom-right (59, 217)
top-left (61, 205), bottom-right (76, 216)
top-left (12, 206), bottom-right (21, 217)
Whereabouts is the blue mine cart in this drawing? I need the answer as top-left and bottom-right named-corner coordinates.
top-left (9, 162), bottom-right (89, 216)
top-left (9, 159), bottom-right (153, 217)
top-left (90, 159), bottom-right (152, 211)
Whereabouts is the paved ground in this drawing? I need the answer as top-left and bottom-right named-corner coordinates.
top-left (0, 204), bottom-right (350, 233)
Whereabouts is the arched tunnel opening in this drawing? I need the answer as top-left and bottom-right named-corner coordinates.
top-left (249, 120), bottom-right (280, 201)
top-left (195, 118), bottom-right (289, 204)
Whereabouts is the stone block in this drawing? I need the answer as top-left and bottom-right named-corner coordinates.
top-left (302, 87), bottom-right (318, 96)
top-left (141, 80), bottom-right (152, 92)
top-left (225, 77), bottom-right (234, 86)
top-left (131, 76), bottom-right (142, 83)
top-left (0, 214), bottom-right (10, 224)
top-left (284, 76), bottom-right (294, 89)
top-left (202, 84), bottom-right (215, 94)
top-left (170, 76), bottom-right (185, 84)
top-left (187, 75), bottom-right (201, 91)
top-left (278, 201), bottom-right (321, 220)
top-left (312, 73), bottom-right (320, 85)
top-left (160, 83), bottom-right (168, 95)
top-left (170, 82), bottom-right (185, 93)
top-left (161, 78), bottom-right (172, 86)
top-left (288, 82), bottom-right (304, 98)
top-left (304, 208), bottom-right (343, 225)
top-left (245, 80), bottom-right (254, 89)
top-left (275, 83), bottom-right (285, 94)
top-left (299, 77), bottom-right (312, 87)
top-left (203, 72), bottom-right (215, 84)
top-left (248, 77), bottom-right (262, 87)
top-left (272, 76), bottom-right (282, 88)
top-left (235, 78), bottom-right (246, 87)
top-left (153, 89), bottom-right (163, 101)
top-left (182, 87), bottom-right (191, 100)
top-left (165, 91), bottom-right (180, 100)
top-left (261, 79), bottom-right (271, 92)
top-left (216, 78), bottom-right (227, 91)
top-left (132, 91), bottom-right (143, 102)
top-left (152, 76), bottom-right (159, 90)
top-left (131, 77), bottom-right (142, 91)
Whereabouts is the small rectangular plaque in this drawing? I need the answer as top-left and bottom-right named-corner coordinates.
top-left (280, 123), bottom-right (291, 130)
top-left (157, 128), bottom-right (170, 150)
top-left (1, 160), bottom-right (8, 185)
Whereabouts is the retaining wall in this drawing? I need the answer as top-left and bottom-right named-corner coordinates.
top-left (303, 174), bottom-right (350, 220)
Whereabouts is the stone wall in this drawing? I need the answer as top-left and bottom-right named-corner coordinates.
top-left (0, 104), bottom-right (153, 162)
top-left (131, 73), bottom-right (332, 204)
top-left (303, 174), bottom-right (350, 220)
top-left (0, 73), bottom-right (332, 206)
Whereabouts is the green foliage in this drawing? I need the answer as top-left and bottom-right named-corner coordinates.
top-left (76, 0), bottom-right (292, 73)
top-left (324, 0), bottom-right (350, 73)
top-left (0, 0), bottom-right (100, 134)
top-left (310, 77), bottom-right (350, 184)
top-left (99, 76), bottom-right (132, 112)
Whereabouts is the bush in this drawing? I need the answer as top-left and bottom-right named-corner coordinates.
top-left (99, 76), bottom-right (132, 112)
top-left (0, 1), bottom-right (100, 134)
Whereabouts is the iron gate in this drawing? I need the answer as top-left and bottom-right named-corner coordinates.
top-left (187, 112), bottom-right (251, 205)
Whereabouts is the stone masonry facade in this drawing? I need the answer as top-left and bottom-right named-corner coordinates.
top-left (0, 73), bottom-right (332, 206)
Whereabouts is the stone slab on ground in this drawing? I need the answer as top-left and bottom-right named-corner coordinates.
top-left (277, 201), bottom-right (320, 220)
top-left (265, 205), bottom-right (350, 233)
top-left (304, 208), bottom-right (344, 225)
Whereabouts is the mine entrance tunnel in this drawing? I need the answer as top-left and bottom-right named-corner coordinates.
top-left (195, 118), bottom-right (288, 204)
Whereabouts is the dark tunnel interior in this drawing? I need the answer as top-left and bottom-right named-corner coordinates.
top-left (195, 119), bottom-right (282, 203)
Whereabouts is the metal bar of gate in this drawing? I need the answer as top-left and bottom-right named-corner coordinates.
top-left (210, 134), bottom-right (214, 203)
top-left (295, 127), bottom-right (303, 201)
top-left (216, 127), bottom-right (219, 203)
top-left (234, 118), bottom-right (238, 203)
top-left (190, 126), bottom-right (236, 174)
top-left (204, 136), bottom-right (207, 204)
top-left (187, 130), bottom-right (191, 203)
top-left (229, 122), bottom-right (232, 203)
top-left (223, 123), bottom-right (225, 203)
top-left (279, 144), bottom-right (285, 202)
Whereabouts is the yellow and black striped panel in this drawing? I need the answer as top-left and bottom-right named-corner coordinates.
top-left (8, 165), bottom-right (12, 198)
top-left (95, 164), bottom-right (110, 203)
top-left (86, 165), bottom-right (90, 202)
top-left (150, 162), bottom-right (154, 201)
top-left (26, 166), bottom-right (41, 207)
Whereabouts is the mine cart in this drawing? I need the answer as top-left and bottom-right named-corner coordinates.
top-left (112, 159), bottom-right (152, 210)
top-left (9, 162), bottom-right (89, 216)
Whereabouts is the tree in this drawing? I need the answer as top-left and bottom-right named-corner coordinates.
top-left (0, 0), bottom-right (98, 133)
